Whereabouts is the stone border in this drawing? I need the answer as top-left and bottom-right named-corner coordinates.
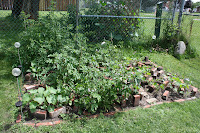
top-left (16, 117), bottom-right (62, 127)
top-left (16, 97), bottom-right (197, 127)
top-left (143, 97), bottom-right (197, 109)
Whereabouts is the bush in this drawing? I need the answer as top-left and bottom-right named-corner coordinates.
top-left (151, 20), bottom-right (197, 59)
top-left (20, 11), bottom-right (74, 71)
top-left (20, 12), bottom-right (143, 114)
top-left (79, 1), bottom-right (141, 43)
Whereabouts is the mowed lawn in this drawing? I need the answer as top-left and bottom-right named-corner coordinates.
top-left (0, 10), bottom-right (200, 132)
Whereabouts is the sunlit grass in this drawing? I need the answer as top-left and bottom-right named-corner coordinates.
top-left (0, 10), bottom-right (200, 132)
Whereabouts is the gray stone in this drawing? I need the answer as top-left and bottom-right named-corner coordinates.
top-left (146, 98), bottom-right (157, 104)
top-left (175, 41), bottom-right (186, 54)
top-left (140, 92), bottom-right (149, 99)
top-left (49, 106), bottom-right (66, 119)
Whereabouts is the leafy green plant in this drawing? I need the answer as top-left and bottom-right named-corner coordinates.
top-left (22, 86), bottom-right (70, 113)
top-left (19, 11), bottom-right (74, 72)
top-left (79, 0), bottom-right (141, 43)
top-left (153, 19), bottom-right (197, 59)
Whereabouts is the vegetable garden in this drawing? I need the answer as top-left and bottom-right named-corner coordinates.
top-left (1, 0), bottom-right (200, 132)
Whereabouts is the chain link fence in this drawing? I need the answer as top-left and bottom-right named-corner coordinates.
top-left (0, 0), bottom-right (199, 45)
top-left (78, 0), bottom-right (172, 43)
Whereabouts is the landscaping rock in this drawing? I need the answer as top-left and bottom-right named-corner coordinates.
top-left (144, 56), bottom-right (149, 62)
top-left (157, 70), bottom-right (164, 77)
top-left (139, 88), bottom-right (145, 93)
top-left (151, 71), bottom-right (158, 79)
top-left (157, 66), bottom-right (163, 71)
top-left (146, 98), bottom-right (158, 104)
top-left (190, 86), bottom-right (198, 96)
top-left (24, 72), bottom-right (32, 83)
top-left (140, 92), bottom-right (149, 99)
top-left (162, 90), bottom-right (170, 100)
top-left (163, 80), bottom-right (169, 87)
top-left (175, 41), bottom-right (186, 54)
top-left (137, 62), bottom-right (144, 67)
top-left (148, 76), bottom-right (153, 82)
top-left (36, 122), bottom-right (53, 127)
top-left (23, 122), bottom-right (35, 127)
top-left (133, 95), bottom-right (140, 107)
top-left (121, 99), bottom-right (126, 108)
top-left (33, 109), bottom-right (47, 120)
top-left (144, 61), bottom-right (152, 66)
top-left (24, 84), bottom-right (40, 92)
top-left (16, 114), bottom-right (22, 123)
top-left (147, 85), bottom-right (155, 93)
top-left (49, 106), bottom-right (66, 119)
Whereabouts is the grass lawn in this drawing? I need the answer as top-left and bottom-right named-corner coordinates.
top-left (0, 10), bottom-right (200, 132)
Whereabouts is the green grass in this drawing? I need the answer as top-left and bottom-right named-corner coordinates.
top-left (0, 10), bottom-right (200, 132)
top-left (0, 59), bottom-right (19, 131)
top-left (4, 98), bottom-right (200, 132)
top-left (1, 54), bottom-right (200, 132)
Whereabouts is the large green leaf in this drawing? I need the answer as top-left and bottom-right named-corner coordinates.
top-left (43, 89), bottom-right (50, 97)
top-left (34, 97), bottom-right (45, 105)
top-left (38, 87), bottom-right (45, 94)
top-left (91, 103), bottom-right (98, 112)
top-left (47, 105), bottom-right (55, 112)
top-left (57, 95), bottom-right (66, 103)
top-left (46, 95), bottom-right (57, 105)
top-left (22, 93), bottom-right (31, 104)
top-left (29, 102), bottom-right (38, 113)
top-left (47, 86), bottom-right (57, 94)
top-left (92, 93), bottom-right (101, 102)
top-left (28, 89), bottom-right (38, 94)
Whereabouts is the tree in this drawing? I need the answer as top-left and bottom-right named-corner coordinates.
top-left (141, 0), bottom-right (169, 12)
top-left (12, 0), bottom-right (40, 20)
top-left (192, 2), bottom-right (200, 9)
top-left (184, 0), bottom-right (192, 9)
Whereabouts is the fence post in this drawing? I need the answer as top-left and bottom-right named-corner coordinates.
top-left (139, 0), bottom-right (142, 15)
top-left (155, 2), bottom-right (163, 38)
top-left (178, 0), bottom-right (185, 29)
top-left (76, 0), bottom-right (79, 33)
top-left (172, 0), bottom-right (178, 23)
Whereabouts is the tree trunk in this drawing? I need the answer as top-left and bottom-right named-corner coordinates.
top-left (30, 0), bottom-right (40, 20)
top-left (12, 0), bottom-right (24, 18)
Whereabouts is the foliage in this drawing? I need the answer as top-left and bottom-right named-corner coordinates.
top-left (19, 10), bottom-right (194, 115)
top-left (150, 19), bottom-right (197, 59)
top-left (22, 86), bottom-right (69, 113)
top-left (192, 2), bottom-right (200, 10)
top-left (19, 11), bottom-right (144, 114)
top-left (19, 11), bottom-right (74, 72)
top-left (79, 0), bottom-right (141, 43)
top-left (27, 38), bottom-right (145, 113)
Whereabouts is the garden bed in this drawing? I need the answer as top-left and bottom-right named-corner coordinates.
top-left (16, 57), bottom-right (199, 126)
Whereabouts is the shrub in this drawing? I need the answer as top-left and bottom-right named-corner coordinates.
top-left (79, 1), bottom-right (141, 43)
top-left (19, 11), bottom-right (143, 114)
top-left (20, 11), bottom-right (74, 71)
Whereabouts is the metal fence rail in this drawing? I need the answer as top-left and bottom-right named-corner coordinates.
top-left (0, 0), bottom-right (199, 44)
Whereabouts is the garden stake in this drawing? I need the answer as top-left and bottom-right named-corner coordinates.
top-left (14, 42), bottom-right (24, 80)
top-left (12, 68), bottom-right (23, 121)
